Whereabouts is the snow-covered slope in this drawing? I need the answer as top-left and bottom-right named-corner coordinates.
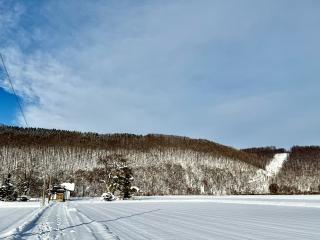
top-left (265, 153), bottom-right (289, 177)
top-left (249, 153), bottom-right (289, 193)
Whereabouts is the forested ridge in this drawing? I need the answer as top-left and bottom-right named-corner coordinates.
top-left (0, 125), bottom-right (319, 197)
top-left (0, 125), bottom-right (262, 167)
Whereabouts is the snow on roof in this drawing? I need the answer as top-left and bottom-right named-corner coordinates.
top-left (61, 183), bottom-right (75, 191)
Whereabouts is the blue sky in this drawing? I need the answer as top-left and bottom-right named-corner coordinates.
top-left (0, 0), bottom-right (319, 148)
top-left (0, 87), bottom-right (18, 125)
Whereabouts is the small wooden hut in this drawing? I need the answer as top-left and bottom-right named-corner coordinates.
top-left (49, 183), bottom-right (75, 202)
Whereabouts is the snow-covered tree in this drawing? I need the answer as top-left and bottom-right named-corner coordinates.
top-left (98, 154), bottom-right (134, 199)
top-left (0, 173), bottom-right (18, 201)
top-left (111, 165), bottom-right (134, 199)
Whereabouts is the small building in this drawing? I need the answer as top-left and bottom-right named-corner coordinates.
top-left (49, 183), bottom-right (75, 202)
top-left (61, 183), bottom-right (75, 200)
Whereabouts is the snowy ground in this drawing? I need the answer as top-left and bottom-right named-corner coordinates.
top-left (1, 195), bottom-right (320, 239)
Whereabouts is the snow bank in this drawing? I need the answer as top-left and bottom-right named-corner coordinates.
top-left (0, 203), bottom-right (48, 239)
top-left (0, 202), bottom-right (40, 208)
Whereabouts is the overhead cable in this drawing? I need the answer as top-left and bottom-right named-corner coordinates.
top-left (0, 53), bottom-right (29, 127)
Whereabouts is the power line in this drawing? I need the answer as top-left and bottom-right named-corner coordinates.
top-left (0, 53), bottom-right (29, 127)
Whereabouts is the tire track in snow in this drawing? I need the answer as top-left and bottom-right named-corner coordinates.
top-left (3, 197), bottom-right (320, 240)
top-left (17, 202), bottom-right (117, 240)
top-left (76, 202), bottom-right (276, 240)
top-left (72, 204), bottom-right (120, 240)
top-left (75, 200), bottom-right (320, 240)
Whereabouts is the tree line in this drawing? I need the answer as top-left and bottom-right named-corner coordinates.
top-left (0, 125), bottom-right (265, 168)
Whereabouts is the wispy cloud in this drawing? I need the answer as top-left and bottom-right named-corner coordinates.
top-left (1, 0), bottom-right (320, 148)
top-left (0, 2), bottom-right (24, 45)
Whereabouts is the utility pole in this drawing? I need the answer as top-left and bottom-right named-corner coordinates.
top-left (48, 175), bottom-right (52, 203)
top-left (42, 176), bottom-right (46, 207)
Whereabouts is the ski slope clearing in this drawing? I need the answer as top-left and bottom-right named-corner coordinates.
top-left (249, 153), bottom-right (289, 193)
top-left (265, 153), bottom-right (289, 177)
top-left (1, 196), bottom-right (320, 239)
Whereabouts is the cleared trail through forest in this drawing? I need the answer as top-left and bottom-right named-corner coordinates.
top-left (265, 153), bottom-right (289, 177)
top-left (248, 153), bottom-right (289, 192)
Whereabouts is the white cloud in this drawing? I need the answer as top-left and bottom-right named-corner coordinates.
top-left (0, 1), bottom-right (24, 43)
top-left (3, 1), bottom-right (260, 131)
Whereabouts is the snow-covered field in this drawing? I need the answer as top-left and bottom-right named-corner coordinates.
top-left (1, 195), bottom-right (320, 239)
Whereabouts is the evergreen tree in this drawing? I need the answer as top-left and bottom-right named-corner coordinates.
top-left (0, 173), bottom-right (18, 201)
top-left (98, 154), bottom-right (134, 199)
top-left (111, 165), bottom-right (134, 199)
top-left (269, 183), bottom-right (279, 194)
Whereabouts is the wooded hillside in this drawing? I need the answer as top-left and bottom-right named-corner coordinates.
top-left (274, 146), bottom-right (320, 194)
top-left (0, 126), bottom-right (262, 167)
top-left (0, 126), bottom-right (319, 197)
